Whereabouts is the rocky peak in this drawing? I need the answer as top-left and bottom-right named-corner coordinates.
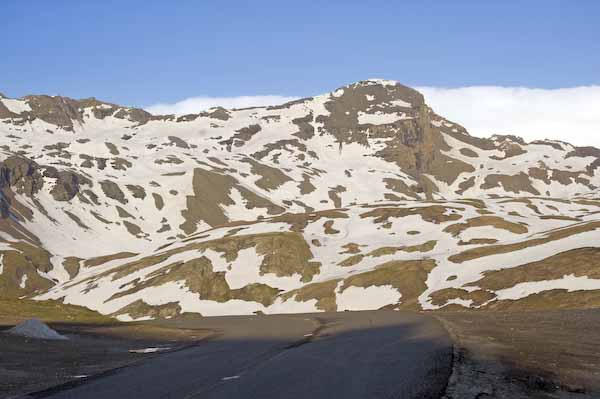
top-left (310, 80), bottom-right (463, 197)
top-left (340, 79), bottom-right (425, 106)
top-left (314, 80), bottom-right (427, 146)
top-left (491, 134), bottom-right (526, 145)
top-left (23, 95), bottom-right (85, 131)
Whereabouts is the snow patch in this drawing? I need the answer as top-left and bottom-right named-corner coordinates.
top-left (1, 99), bottom-right (31, 114)
top-left (336, 284), bottom-right (401, 311)
top-left (495, 274), bottom-right (600, 300)
top-left (357, 111), bottom-right (406, 125)
top-left (7, 319), bottom-right (68, 340)
top-left (129, 347), bottom-right (171, 354)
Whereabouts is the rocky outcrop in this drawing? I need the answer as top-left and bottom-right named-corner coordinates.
top-left (0, 156), bottom-right (44, 196)
top-left (44, 168), bottom-right (89, 201)
top-left (1, 95), bottom-right (156, 132)
top-left (0, 155), bottom-right (89, 203)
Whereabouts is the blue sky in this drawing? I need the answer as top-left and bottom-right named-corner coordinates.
top-left (2, 1), bottom-right (599, 107)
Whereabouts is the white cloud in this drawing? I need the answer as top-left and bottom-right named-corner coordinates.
top-left (145, 95), bottom-right (298, 115)
top-left (417, 86), bottom-right (600, 147)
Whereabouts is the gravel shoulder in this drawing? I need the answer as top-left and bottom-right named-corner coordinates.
top-left (435, 309), bottom-right (600, 398)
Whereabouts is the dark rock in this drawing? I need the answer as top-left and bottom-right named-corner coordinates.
top-left (50, 171), bottom-right (88, 201)
top-left (100, 180), bottom-right (127, 204)
top-left (0, 156), bottom-right (44, 196)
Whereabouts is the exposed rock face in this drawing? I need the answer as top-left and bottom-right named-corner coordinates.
top-left (1, 79), bottom-right (600, 319)
top-left (180, 168), bottom-right (284, 234)
top-left (99, 180), bottom-right (127, 204)
top-left (3, 95), bottom-right (156, 132)
top-left (24, 95), bottom-right (85, 131)
top-left (49, 170), bottom-right (88, 201)
top-left (0, 156), bottom-right (44, 196)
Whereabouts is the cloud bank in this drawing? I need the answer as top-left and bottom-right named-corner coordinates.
top-left (145, 95), bottom-right (298, 116)
top-left (145, 86), bottom-right (600, 147)
top-left (417, 86), bottom-right (600, 147)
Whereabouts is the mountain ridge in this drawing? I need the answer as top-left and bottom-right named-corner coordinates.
top-left (2, 79), bottom-right (597, 157)
top-left (1, 79), bottom-right (600, 319)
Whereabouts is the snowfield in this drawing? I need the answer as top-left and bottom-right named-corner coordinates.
top-left (1, 79), bottom-right (600, 318)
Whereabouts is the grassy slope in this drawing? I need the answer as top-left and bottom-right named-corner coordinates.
top-left (0, 298), bottom-right (113, 325)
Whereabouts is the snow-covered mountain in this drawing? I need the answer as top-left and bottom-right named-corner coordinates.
top-left (2, 79), bottom-right (600, 319)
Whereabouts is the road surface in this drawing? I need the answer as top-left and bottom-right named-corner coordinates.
top-left (29, 311), bottom-right (452, 399)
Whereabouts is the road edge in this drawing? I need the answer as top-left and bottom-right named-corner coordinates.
top-left (12, 330), bottom-right (220, 399)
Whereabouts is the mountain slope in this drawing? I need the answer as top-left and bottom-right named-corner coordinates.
top-left (1, 79), bottom-right (600, 319)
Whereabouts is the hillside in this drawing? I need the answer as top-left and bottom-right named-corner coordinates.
top-left (1, 79), bottom-right (600, 320)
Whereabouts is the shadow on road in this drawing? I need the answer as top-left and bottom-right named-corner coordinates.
top-left (24, 311), bottom-right (452, 399)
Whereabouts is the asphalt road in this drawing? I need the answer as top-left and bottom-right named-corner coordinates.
top-left (30, 311), bottom-right (452, 399)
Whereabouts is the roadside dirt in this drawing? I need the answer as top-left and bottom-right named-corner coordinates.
top-left (436, 309), bottom-right (600, 398)
top-left (0, 318), bottom-right (214, 398)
